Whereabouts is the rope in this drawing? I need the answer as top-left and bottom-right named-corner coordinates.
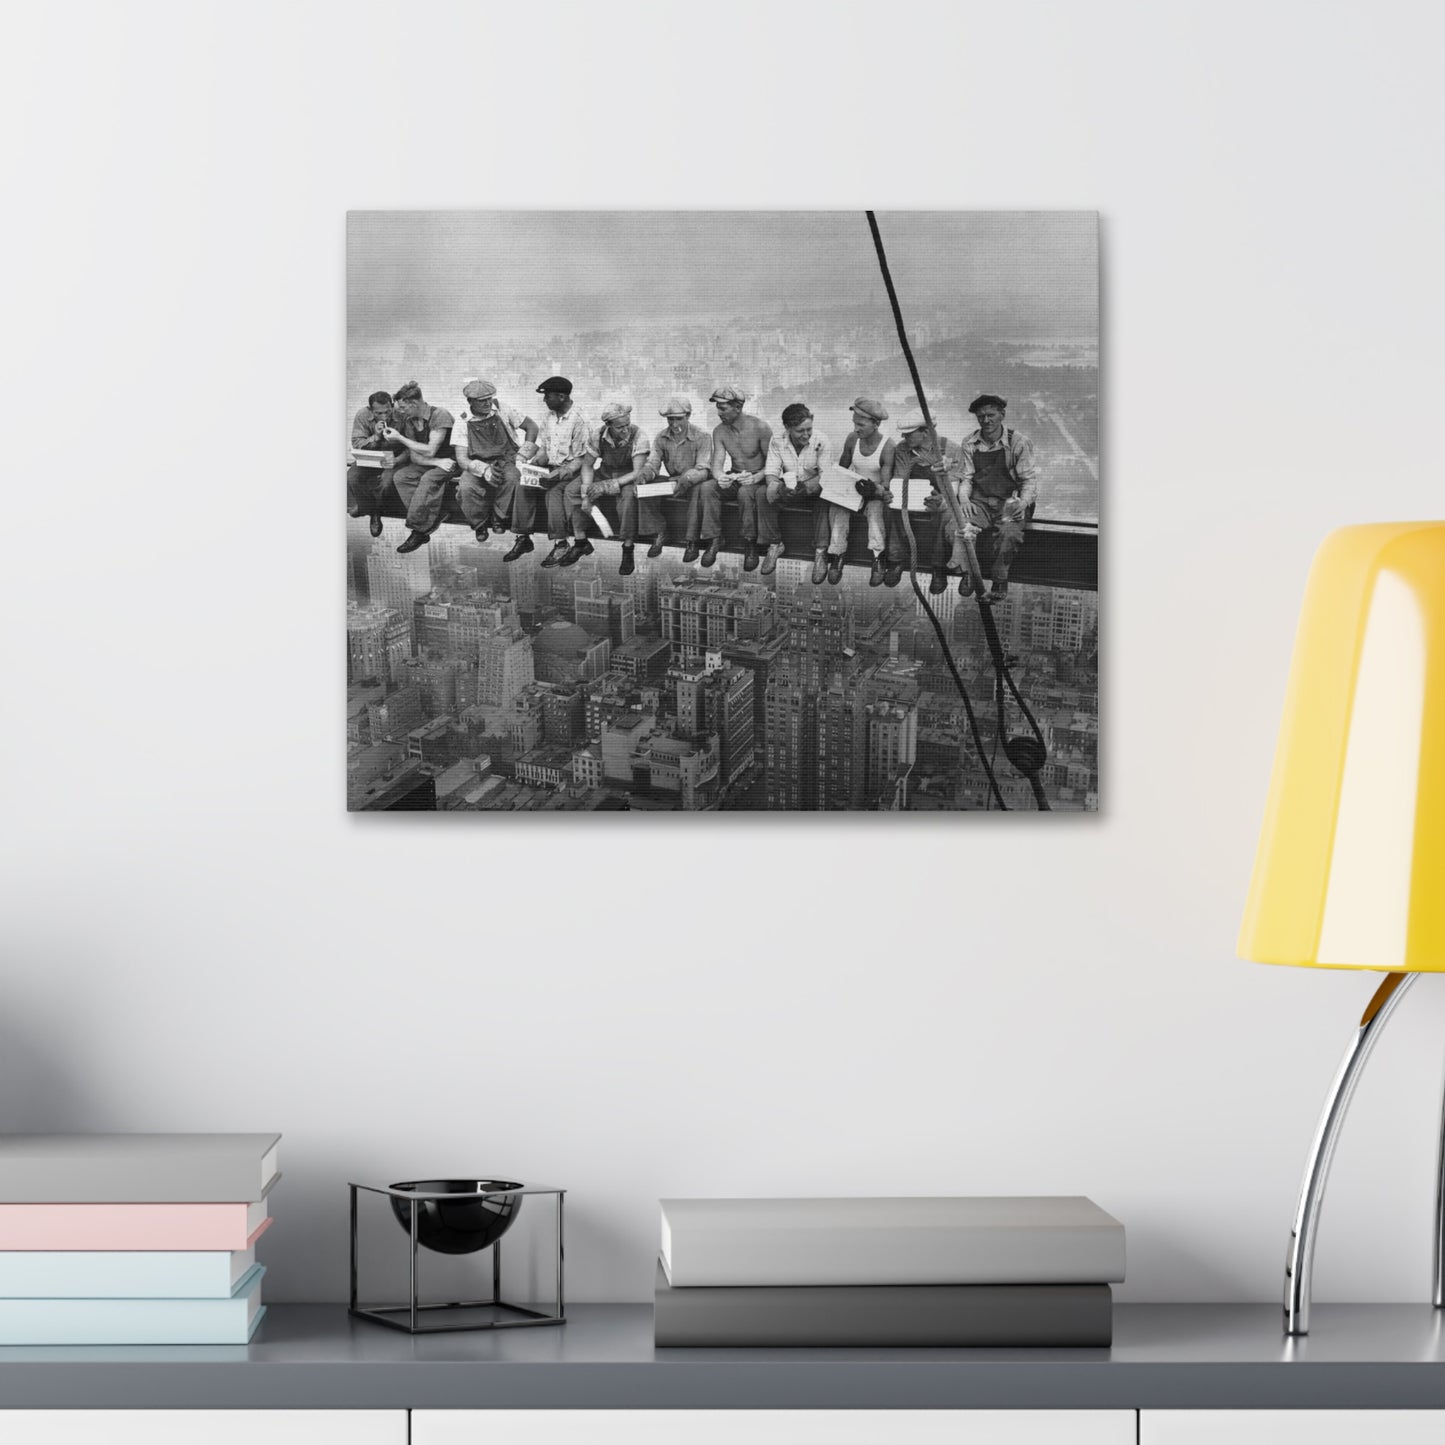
top-left (865, 211), bottom-right (1052, 811)
top-left (866, 212), bottom-right (1007, 812)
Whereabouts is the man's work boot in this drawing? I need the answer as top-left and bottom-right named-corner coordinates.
top-left (811, 550), bottom-right (829, 585)
top-left (959, 571), bottom-right (979, 598)
top-left (559, 539), bottom-right (594, 568)
top-left (701, 538), bottom-right (720, 568)
top-left (369, 513), bottom-right (383, 538)
top-left (619, 543), bottom-right (636, 577)
top-left (883, 561), bottom-right (903, 588)
top-left (397, 530), bottom-right (429, 554)
top-left (682, 540), bottom-right (701, 564)
top-left (647, 536), bottom-right (665, 559)
top-left (540, 539), bottom-right (569, 568)
top-left (929, 566), bottom-right (949, 595)
top-left (868, 554), bottom-right (884, 587)
top-left (502, 533), bottom-right (534, 562)
top-left (742, 541), bottom-right (759, 572)
top-left (985, 579), bottom-right (1009, 605)
top-left (827, 555), bottom-right (844, 586)
top-left (761, 542), bottom-right (784, 576)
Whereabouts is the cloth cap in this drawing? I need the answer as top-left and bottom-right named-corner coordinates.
top-left (463, 379), bottom-right (498, 401)
top-left (659, 395), bottom-right (693, 417)
top-left (600, 402), bottom-right (633, 424)
top-left (851, 397), bottom-right (888, 422)
top-left (709, 384), bottom-right (747, 404)
top-left (537, 375), bottom-right (574, 395)
top-left (896, 411), bottom-right (931, 435)
top-left (969, 393), bottom-right (1007, 413)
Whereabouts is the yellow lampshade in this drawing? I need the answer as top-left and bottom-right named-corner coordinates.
top-left (1239, 522), bottom-right (1445, 972)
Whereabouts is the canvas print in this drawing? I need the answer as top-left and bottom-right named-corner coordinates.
top-left (347, 212), bottom-right (1098, 813)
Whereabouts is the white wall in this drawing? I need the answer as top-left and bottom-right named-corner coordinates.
top-left (2, 0), bottom-right (1443, 1305)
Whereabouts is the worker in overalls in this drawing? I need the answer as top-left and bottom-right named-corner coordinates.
top-left (943, 393), bottom-right (1039, 603)
top-left (453, 379), bottom-right (540, 544)
top-left (584, 402), bottom-right (655, 576)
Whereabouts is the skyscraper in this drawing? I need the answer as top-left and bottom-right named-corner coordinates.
top-left (366, 539), bottom-right (432, 628)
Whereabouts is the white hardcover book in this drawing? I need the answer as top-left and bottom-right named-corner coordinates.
top-left (659, 1197), bottom-right (1126, 1287)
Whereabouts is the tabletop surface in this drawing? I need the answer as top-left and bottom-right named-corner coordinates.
top-left (2, 1303), bottom-right (1445, 1410)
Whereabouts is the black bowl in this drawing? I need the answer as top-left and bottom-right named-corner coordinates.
top-left (388, 1179), bottom-right (524, 1255)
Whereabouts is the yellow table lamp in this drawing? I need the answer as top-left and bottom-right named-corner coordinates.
top-left (1239, 521), bottom-right (1445, 1334)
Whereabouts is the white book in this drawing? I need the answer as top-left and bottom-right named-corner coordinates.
top-left (635, 480), bottom-right (675, 499)
top-left (659, 1197), bottom-right (1126, 1287)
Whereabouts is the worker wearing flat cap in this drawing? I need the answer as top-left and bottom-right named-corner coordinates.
top-left (524, 375), bottom-right (595, 569)
top-left (450, 379), bottom-right (540, 546)
top-left (764, 402), bottom-right (842, 586)
top-left (942, 393), bottom-right (1040, 602)
top-left (888, 411), bottom-right (964, 595)
top-left (384, 381), bottom-right (459, 556)
top-left (583, 402), bottom-right (655, 577)
top-left (641, 397), bottom-right (721, 567)
top-left (709, 385), bottom-right (782, 575)
top-left (839, 397), bottom-right (906, 588)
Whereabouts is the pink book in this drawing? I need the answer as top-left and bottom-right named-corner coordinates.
top-left (0, 1199), bottom-right (271, 1251)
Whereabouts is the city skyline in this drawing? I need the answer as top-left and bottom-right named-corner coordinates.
top-left (348, 211), bottom-right (1098, 343)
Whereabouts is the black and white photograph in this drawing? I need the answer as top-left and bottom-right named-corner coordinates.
top-left (346, 211), bottom-right (1099, 812)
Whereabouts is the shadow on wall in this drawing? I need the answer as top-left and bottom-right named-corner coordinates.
top-left (0, 1009), bottom-right (109, 1132)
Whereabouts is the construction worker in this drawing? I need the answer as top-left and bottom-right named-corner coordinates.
top-left (347, 390), bottom-right (406, 537)
top-left (765, 402), bottom-right (842, 585)
top-left (641, 397), bottom-right (719, 567)
top-left (946, 393), bottom-right (1040, 602)
top-left (452, 380), bottom-right (540, 544)
top-left (885, 413), bottom-right (960, 593)
top-left (385, 382), bottom-right (457, 556)
top-left (709, 385), bottom-right (781, 575)
top-left (584, 402), bottom-right (656, 576)
top-left (839, 397), bottom-right (905, 587)
top-left (525, 375), bottom-right (594, 569)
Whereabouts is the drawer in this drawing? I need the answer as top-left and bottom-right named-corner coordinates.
top-left (0, 1411), bottom-right (407, 1445)
top-left (414, 1410), bottom-right (1135, 1445)
top-left (1142, 1410), bottom-right (1445, 1444)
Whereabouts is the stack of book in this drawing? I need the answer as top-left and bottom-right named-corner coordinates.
top-left (0, 1133), bottom-right (280, 1344)
top-left (655, 1196), bottom-right (1125, 1347)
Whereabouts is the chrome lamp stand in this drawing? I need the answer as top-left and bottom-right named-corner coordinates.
top-left (1283, 972), bottom-right (1442, 1334)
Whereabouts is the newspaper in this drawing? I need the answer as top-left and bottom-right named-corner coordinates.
top-left (518, 462), bottom-right (548, 488)
top-left (816, 463), bottom-right (866, 513)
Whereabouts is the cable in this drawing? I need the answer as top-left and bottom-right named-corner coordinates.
top-left (865, 211), bottom-right (1010, 810)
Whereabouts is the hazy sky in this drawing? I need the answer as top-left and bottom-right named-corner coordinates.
top-left (347, 212), bottom-right (1096, 342)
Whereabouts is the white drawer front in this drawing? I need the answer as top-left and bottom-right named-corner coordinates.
top-left (414, 1410), bottom-right (1135, 1445)
top-left (1143, 1410), bottom-right (1445, 1444)
top-left (0, 1411), bottom-right (407, 1445)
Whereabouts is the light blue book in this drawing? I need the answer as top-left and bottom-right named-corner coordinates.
top-left (0, 1264), bottom-right (264, 1344)
top-left (0, 1246), bottom-right (255, 1298)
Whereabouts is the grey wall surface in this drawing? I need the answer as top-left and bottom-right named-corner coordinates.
top-left (2, 0), bottom-right (1443, 1305)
